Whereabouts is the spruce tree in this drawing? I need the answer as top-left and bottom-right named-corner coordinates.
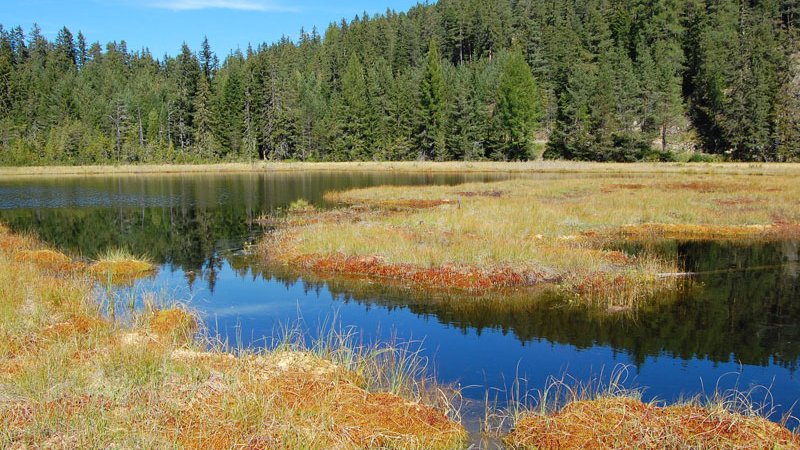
top-left (417, 39), bottom-right (447, 160)
top-left (493, 48), bottom-right (541, 160)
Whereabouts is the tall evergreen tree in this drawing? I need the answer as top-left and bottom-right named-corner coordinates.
top-left (492, 48), bottom-right (541, 160)
top-left (417, 39), bottom-right (447, 160)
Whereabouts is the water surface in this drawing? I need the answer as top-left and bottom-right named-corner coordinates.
top-left (1, 171), bottom-right (798, 433)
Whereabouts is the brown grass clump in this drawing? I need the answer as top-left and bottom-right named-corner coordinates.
top-left (149, 307), bottom-right (198, 343)
top-left (165, 352), bottom-right (466, 449)
top-left (14, 249), bottom-right (79, 273)
top-left (505, 396), bottom-right (799, 449)
top-left (88, 249), bottom-right (156, 284)
top-left (42, 314), bottom-right (108, 339)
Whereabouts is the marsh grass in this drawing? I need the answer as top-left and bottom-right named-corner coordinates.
top-left (88, 248), bottom-right (157, 285)
top-left (262, 172), bottom-right (800, 308)
top-left (260, 174), bottom-right (800, 308)
top-left (495, 366), bottom-right (799, 449)
top-left (0, 226), bottom-right (467, 449)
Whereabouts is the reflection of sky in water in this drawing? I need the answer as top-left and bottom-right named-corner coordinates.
top-left (139, 257), bottom-right (800, 426)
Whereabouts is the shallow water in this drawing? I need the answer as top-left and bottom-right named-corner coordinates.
top-left (1, 171), bottom-right (799, 434)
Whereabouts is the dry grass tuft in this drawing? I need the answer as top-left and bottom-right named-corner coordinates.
top-left (14, 249), bottom-right (79, 273)
top-left (505, 396), bottom-right (799, 449)
top-left (88, 249), bottom-right (156, 284)
top-left (149, 307), bottom-right (198, 343)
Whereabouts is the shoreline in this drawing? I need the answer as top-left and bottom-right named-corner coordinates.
top-left (0, 224), bottom-right (467, 449)
top-left (3, 160), bottom-right (800, 178)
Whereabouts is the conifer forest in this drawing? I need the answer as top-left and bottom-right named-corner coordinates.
top-left (1, 0), bottom-right (798, 164)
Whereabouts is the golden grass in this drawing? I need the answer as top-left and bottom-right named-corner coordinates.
top-left (497, 367), bottom-right (799, 449)
top-left (505, 396), bottom-right (799, 449)
top-left (261, 172), bottom-right (800, 307)
top-left (0, 225), bottom-right (466, 449)
top-left (3, 161), bottom-right (800, 179)
top-left (88, 249), bottom-right (156, 285)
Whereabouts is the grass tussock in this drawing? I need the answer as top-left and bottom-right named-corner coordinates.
top-left (0, 225), bottom-right (466, 449)
top-left (499, 367), bottom-right (799, 450)
top-left (14, 249), bottom-right (84, 273)
top-left (88, 248), bottom-right (156, 285)
top-left (261, 171), bottom-right (800, 307)
top-left (506, 397), bottom-right (799, 449)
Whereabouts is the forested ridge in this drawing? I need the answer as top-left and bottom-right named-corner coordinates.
top-left (1, 0), bottom-right (798, 164)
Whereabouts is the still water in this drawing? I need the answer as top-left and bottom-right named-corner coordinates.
top-left (1, 171), bottom-right (799, 431)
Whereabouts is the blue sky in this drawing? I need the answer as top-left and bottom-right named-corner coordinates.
top-left (3, 0), bottom-right (425, 58)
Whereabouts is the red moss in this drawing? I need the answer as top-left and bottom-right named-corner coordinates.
top-left (291, 254), bottom-right (551, 291)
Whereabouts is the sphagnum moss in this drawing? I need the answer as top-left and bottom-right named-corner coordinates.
top-left (0, 225), bottom-right (467, 449)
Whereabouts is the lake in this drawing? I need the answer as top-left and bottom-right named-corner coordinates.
top-left (1, 171), bottom-right (798, 434)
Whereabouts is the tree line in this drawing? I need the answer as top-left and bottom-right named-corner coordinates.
top-left (0, 0), bottom-right (798, 164)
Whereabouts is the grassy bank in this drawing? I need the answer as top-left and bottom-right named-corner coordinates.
top-left (4, 161), bottom-right (800, 178)
top-left (501, 370), bottom-right (798, 449)
top-left (261, 172), bottom-right (800, 308)
top-left (0, 224), bottom-right (466, 449)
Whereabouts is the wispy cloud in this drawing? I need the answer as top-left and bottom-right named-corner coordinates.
top-left (147, 0), bottom-right (298, 12)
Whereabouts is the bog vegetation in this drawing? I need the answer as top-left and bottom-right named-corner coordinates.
top-left (0, 224), bottom-right (467, 449)
top-left (1, 0), bottom-right (799, 165)
top-left (261, 170), bottom-right (800, 308)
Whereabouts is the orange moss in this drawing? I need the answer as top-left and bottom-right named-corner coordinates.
top-left (149, 308), bottom-right (198, 342)
top-left (0, 233), bottom-right (33, 253)
top-left (506, 397), bottom-right (799, 449)
top-left (291, 253), bottom-right (553, 291)
top-left (43, 314), bottom-right (107, 339)
top-left (713, 197), bottom-right (765, 207)
top-left (14, 249), bottom-right (79, 273)
top-left (601, 183), bottom-right (647, 193)
top-left (662, 181), bottom-right (744, 193)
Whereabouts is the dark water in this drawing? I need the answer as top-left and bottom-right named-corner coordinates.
top-left (1, 172), bottom-right (799, 433)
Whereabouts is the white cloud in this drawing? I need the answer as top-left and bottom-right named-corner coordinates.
top-left (148, 0), bottom-right (297, 12)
